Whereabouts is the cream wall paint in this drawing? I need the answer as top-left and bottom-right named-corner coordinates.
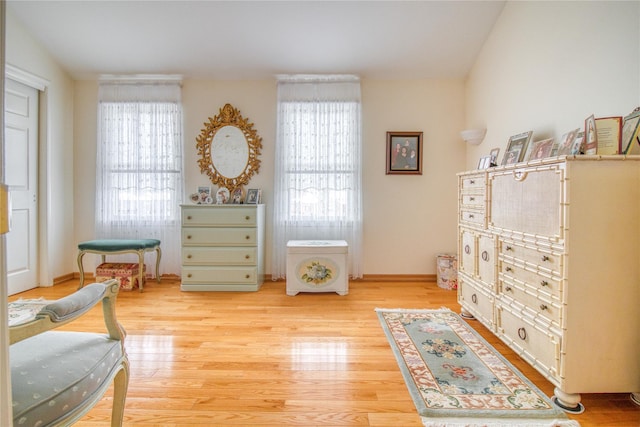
top-left (6, 8), bottom-right (75, 284)
top-left (465, 1), bottom-right (640, 170)
top-left (73, 78), bottom-right (465, 276)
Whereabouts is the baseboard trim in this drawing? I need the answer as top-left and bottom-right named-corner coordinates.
top-left (62, 273), bottom-right (437, 284)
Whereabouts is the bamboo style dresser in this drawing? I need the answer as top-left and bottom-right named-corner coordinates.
top-left (457, 156), bottom-right (640, 412)
top-left (180, 204), bottom-right (265, 291)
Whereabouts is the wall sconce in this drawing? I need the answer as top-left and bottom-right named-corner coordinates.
top-left (460, 129), bottom-right (486, 145)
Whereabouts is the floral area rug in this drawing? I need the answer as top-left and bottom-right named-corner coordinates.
top-left (376, 308), bottom-right (579, 427)
top-left (8, 298), bottom-right (52, 327)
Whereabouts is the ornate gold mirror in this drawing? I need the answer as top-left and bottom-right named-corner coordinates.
top-left (196, 103), bottom-right (262, 191)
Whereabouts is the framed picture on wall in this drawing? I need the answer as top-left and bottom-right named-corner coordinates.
top-left (501, 131), bottom-right (532, 165)
top-left (386, 131), bottom-right (423, 175)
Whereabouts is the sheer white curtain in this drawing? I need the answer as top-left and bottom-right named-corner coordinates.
top-left (272, 75), bottom-right (363, 279)
top-left (96, 79), bottom-right (184, 275)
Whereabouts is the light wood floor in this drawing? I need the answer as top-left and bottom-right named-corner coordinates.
top-left (9, 278), bottom-right (640, 426)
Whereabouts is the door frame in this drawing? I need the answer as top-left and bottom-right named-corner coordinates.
top-left (6, 64), bottom-right (52, 289)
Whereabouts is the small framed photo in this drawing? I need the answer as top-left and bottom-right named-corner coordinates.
top-left (502, 131), bottom-right (532, 165)
top-left (489, 148), bottom-right (500, 166)
top-left (621, 108), bottom-right (640, 154)
top-left (197, 186), bottom-right (212, 204)
top-left (477, 155), bottom-right (491, 170)
top-left (386, 131), bottom-right (423, 175)
top-left (231, 188), bottom-right (244, 204)
top-left (584, 114), bottom-right (598, 155)
top-left (526, 138), bottom-right (555, 161)
top-left (556, 129), bottom-right (579, 156)
top-left (245, 189), bottom-right (261, 204)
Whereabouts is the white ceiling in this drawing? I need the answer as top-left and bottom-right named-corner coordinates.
top-left (7, 1), bottom-right (506, 80)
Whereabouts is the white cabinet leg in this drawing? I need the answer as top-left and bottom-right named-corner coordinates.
top-left (552, 387), bottom-right (584, 414)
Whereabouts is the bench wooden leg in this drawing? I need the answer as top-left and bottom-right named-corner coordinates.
top-left (155, 246), bottom-right (162, 283)
top-left (77, 251), bottom-right (86, 289)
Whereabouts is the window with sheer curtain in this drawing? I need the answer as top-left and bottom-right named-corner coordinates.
top-left (95, 80), bottom-right (184, 275)
top-left (272, 75), bottom-right (363, 279)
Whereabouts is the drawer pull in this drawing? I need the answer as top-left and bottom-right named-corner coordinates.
top-left (187, 273), bottom-right (192, 278)
top-left (245, 274), bottom-right (250, 279)
top-left (464, 244), bottom-right (471, 255)
top-left (469, 197), bottom-right (475, 201)
top-left (541, 255), bottom-right (550, 262)
top-left (481, 251), bottom-right (489, 261)
top-left (187, 254), bottom-right (192, 259)
top-left (505, 245), bottom-right (513, 251)
top-left (505, 266), bottom-right (513, 272)
top-left (187, 215), bottom-right (192, 220)
top-left (540, 280), bottom-right (549, 287)
top-left (468, 214), bottom-right (474, 219)
top-left (505, 286), bottom-right (512, 292)
top-left (245, 216), bottom-right (250, 220)
top-left (471, 294), bottom-right (478, 304)
top-left (470, 179), bottom-right (475, 184)
top-left (517, 327), bottom-right (527, 340)
top-left (245, 235), bottom-right (250, 240)
top-left (540, 304), bottom-right (548, 311)
top-left (245, 254), bottom-right (250, 259)
top-left (187, 235), bottom-right (192, 240)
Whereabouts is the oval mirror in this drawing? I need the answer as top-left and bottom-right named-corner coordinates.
top-left (196, 104), bottom-right (262, 191)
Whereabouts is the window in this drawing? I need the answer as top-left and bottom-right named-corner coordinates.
top-left (272, 75), bottom-right (363, 279)
top-left (96, 80), bottom-right (183, 274)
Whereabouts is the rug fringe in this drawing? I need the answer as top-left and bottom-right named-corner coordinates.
top-left (374, 307), bottom-right (453, 313)
top-left (421, 417), bottom-right (581, 427)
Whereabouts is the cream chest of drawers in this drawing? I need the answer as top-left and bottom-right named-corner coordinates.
top-left (457, 156), bottom-right (640, 412)
top-left (180, 204), bottom-right (265, 291)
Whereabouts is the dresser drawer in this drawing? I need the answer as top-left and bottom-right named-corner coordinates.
top-left (496, 304), bottom-right (561, 381)
top-left (460, 173), bottom-right (485, 191)
top-left (498, 280), bottom-right (561, 326)
top-left (183, 227), bottom-right (257, 245)
top-left (499, 260), bottom-right (561, 300)
top-left (182, 266), bottom-right (258, 284)
top-left (499, 239), bottom-right (562, 275)
top-left (182, 206), bottom-right (258, 226)
top-left (460, 208), bottom-right (485, 227)
top-left (182, 247), bottom-right (257, 265)
top-left (460, 192), bottom-right (485, 210)
top-left (459, 278), bottom-right (494, 329)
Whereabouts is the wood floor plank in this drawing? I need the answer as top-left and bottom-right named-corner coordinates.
top-left (8, 278), bottom-right (640, 426)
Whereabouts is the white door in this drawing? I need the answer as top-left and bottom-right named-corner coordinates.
top-left (5, 79), bottom-right (39, 295)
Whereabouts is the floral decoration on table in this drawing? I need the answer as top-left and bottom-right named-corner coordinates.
top-left (301, 261), bottom-right (333, 285)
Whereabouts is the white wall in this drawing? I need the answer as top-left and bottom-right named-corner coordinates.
top-left (465, 1), bottom-right (640, 169)
top-left (6, 8), bottom-right (75, 284)
top-left (74, 78), bottom-right (466, 276)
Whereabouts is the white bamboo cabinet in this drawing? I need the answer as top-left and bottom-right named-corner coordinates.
top-left (180, 204), bottom-right (265, 291)
top-left (457, 156), bottom-right (640, 412)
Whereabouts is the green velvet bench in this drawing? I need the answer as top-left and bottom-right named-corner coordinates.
top-left (77, 239), bottom-right (161, 292)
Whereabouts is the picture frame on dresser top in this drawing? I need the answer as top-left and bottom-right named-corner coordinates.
top-left (245, 188), bottom-right (261, 204)
top-left (501, 131), bottom-right (532, 165)
top-left (621, 107), bottom-right (640, 154)
top-left (556, 128), bottom-right (579, 156)
top-left (386, 131), bottom-right (423, 175)
top-left (526, 138), bottom-right (555, 161)
top-left (583, 114), bottom-right (598, 154)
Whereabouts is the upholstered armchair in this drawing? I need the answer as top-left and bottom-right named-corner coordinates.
top-left (9, 280), bottom-right (129, 426)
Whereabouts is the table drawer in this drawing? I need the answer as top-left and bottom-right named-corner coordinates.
top-left (182, 207), bottom-right (258, 226)
top-left (460, 208), bottom-right (485, 227)
top-left (182, 266), bottom-right (257, 284)
top-left (183, 227), bottom-right (256, 246)
top-left (182, 247), bottom-right (257, 265)
top-left (496, 304), bottom-right (561, 380)
top-left (460, 174), bottom-right (486, 191)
